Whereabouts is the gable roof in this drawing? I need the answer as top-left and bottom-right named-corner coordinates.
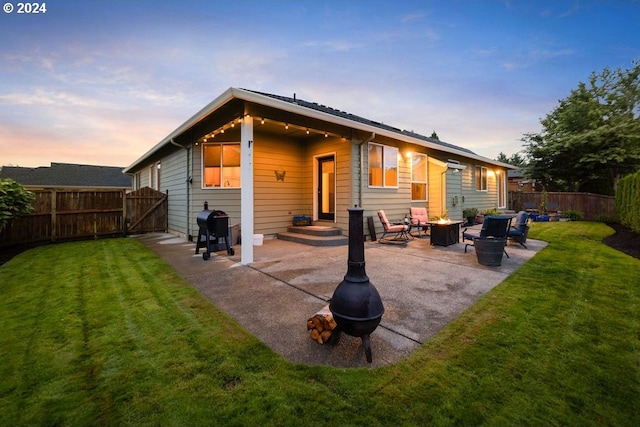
top-left (125, 87), bottom-right (515, 172)
top-left (242, 89), bottom-right (477, 156)
top-left (0, 163), bottom-right (132, 188)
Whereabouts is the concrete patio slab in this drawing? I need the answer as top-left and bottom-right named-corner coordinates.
top-left (134, 231), bottom-right (546, 368)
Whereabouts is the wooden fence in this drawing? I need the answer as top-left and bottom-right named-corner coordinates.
top-left (508, 191), bottom-right (615, 221)
top-left (0, 187), bottom-right (168, 248)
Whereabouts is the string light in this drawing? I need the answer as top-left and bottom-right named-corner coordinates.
top-left (197, 116), bottom-right (347, 144)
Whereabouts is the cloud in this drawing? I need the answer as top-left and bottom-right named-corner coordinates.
top-left (301, 39), bottom-right (364, 52)
top-left (401, 11), bottom-right (429, 23)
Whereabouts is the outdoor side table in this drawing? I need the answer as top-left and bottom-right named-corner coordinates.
top-left (428, 221), bottom-right (463, 246)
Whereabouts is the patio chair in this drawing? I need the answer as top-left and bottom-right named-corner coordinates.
top-left (507, 211), bottom-right (530, 248)
top-left (377, 210), bottom-right (411, 245)
top-left (462, 215), bottom-right (513, 257)
top-left (409, 207), bottom-right (430, 238)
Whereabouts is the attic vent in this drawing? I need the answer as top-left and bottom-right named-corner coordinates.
top-left (447, 159), bottom-right (460, 164)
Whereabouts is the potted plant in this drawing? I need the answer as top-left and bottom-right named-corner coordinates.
top-left (463, 207), bottom-right (478, 225)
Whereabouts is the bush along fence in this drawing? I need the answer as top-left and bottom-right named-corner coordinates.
top-left (508, 191), bottom-right (615, 221)
top-left (0, 187), bottom-right (167, 248)
top-left (615, 170), bottom-right (640, 233)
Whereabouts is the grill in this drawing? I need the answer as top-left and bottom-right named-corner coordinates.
top-left (329, 206), bottom-right (384, 363)
top-left (195, 202), bottom-right (234, 259)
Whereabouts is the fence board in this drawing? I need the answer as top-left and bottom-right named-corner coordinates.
top-left (0, 187), bottom-right (168, 249)
top-left (125, 187), bottom-right (168, 234)
top-left (508, 192), bottom-right (615, 221)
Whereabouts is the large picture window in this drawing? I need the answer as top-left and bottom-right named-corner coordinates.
top-left (203, 143), bottom-right (241, 188)
top-left (368, 142), bottom-right (398, 187)
top-left (411, 153), bottom-right (428, 201)
top-left (475, 166), bottom-right (487, 191)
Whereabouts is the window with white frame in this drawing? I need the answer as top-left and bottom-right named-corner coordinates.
top-left (411, 153), bottom-right (428, 201)
top-left (475, 166), bottom-right (487, 191)
top-left (203, 143), bottom-right (241, 188)
top-left (368, 142), bottom-right (398, 187)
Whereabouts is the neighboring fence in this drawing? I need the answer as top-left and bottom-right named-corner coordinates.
top-left (508, 191), bottom-right (615, 221)
top-left (0, 187), bottom-right (167, 248)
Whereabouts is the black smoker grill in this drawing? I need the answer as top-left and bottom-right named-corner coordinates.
top-left (195, 202), bottom-right (234, 259)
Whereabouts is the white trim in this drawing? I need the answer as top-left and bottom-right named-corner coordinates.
top-left (367, 142), bottom-right (399, 189)
top-left (200, 142), bottom-right (242, 189)
top-left (313, 152), bottom-right (337, 222)
top-left (240, 116), bottom-right (254, 265)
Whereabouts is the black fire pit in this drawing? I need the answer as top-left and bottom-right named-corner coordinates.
top-left (329, 206), bottom-right (384, 363)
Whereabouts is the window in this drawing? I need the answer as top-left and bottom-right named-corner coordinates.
top-left (368, 143), bottom-right (398, 187)
top-left (411, 153), bottom-right (428, 201)
top-left (203, 143), bottom-right (241, 188)
top-left (475, 166), bottom-right (487, 191)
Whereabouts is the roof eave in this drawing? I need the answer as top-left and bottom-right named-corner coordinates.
top-left (124, 87), bottom-right (237, 173)
top-left (124, 87), bottom-right (517, 173)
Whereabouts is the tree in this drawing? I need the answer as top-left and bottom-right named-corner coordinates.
top-left (522, 59), bottom-right (640, 195)
top-left (0, 179), bottom-right (36, 231)
top-left (496, 151), bottom-right (526, 167)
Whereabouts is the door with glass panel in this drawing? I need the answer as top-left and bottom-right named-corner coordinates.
top-left (317, 156), bottom-right (335, 221)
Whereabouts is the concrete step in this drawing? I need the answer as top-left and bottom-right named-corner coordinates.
top-left (286, 225), bottom-right (343, 237)
top-left (277, 226), bottom-right (348, 247)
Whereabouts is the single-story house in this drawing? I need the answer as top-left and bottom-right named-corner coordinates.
top-left (1, 162), bottom-right (132, 190)
top-left (124, 88), bottom-right (515, 264)
top-left (508, 169), bottom-right (543, 192)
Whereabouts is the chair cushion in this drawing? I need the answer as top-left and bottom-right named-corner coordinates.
top-left (410, 207), bottom-right (429, 225)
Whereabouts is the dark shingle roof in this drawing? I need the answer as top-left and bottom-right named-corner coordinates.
top-left (0, 163), bottom-right (132, 188)
top-left (242, 89), bottom-right (476, 155)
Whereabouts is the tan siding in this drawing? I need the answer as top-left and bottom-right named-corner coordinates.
top-left (361, 140), bottom-right (412, 237)
top-left (254, 133), bottom-right (306, 235)
top-left (306, 136), bottom-right (353, 233)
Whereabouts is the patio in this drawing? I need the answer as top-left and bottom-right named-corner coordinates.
top-left (135, 228), bottom-right (546, 368)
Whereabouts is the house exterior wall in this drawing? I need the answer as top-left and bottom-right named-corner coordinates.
top-left (160, 148), bottom-right (189, 237)
top-left (428, 160), bottom-right (445, 219)
top-left (360, 138), bottom-right (412, 235)
top-left (460, 164), bottom-right (501, 214)
top-left (254, 132), bottom-right (306, 235)
top-left (190, 132), bottom-right (241, 239)
top-left (305, 136), bottom-right (353, 233)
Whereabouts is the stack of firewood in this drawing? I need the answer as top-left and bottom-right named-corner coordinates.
top-left (306, 304), bottom-right (338, 344)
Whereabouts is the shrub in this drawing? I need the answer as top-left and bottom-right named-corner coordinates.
top-left (463, 207), bottom-right (478, 217)
top-left (0, 179), bottom-right (35, 231)
top-left (564, 210), bottom-right (583, 221)
top-left (615, 170), bottom-right (640, 232)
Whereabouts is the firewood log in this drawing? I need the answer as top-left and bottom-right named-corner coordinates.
top-left (307, 304), bottom-right (338, 344)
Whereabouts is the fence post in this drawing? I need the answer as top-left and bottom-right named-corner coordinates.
top-left (51, 189), bottom-right (57, 243)
top-left (122, 189), bottom-right (127, 236)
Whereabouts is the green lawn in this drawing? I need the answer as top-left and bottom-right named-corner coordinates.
top-left (1, 222), bottom-right (639, 426)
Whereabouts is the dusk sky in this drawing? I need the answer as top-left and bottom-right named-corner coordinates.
top-left (1, 0), bottom-right (639, 168)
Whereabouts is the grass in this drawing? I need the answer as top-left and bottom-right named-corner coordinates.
top-left (0, 222), bottom-right (639, 426)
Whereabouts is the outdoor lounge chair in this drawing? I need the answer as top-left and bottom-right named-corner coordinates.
top-left (462, 215), bottom-right (513, 257)
top-left (409, 207), bottom-right (430, 238)
top-left (507, 210), bottom-right (530, 248)
top-left (377, 210), bottom-right (411, 245)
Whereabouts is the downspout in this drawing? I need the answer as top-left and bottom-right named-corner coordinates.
top-left (170, 138), bottom-right (191, 239)
top-left (357, 132), bottom-right (375, 208)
